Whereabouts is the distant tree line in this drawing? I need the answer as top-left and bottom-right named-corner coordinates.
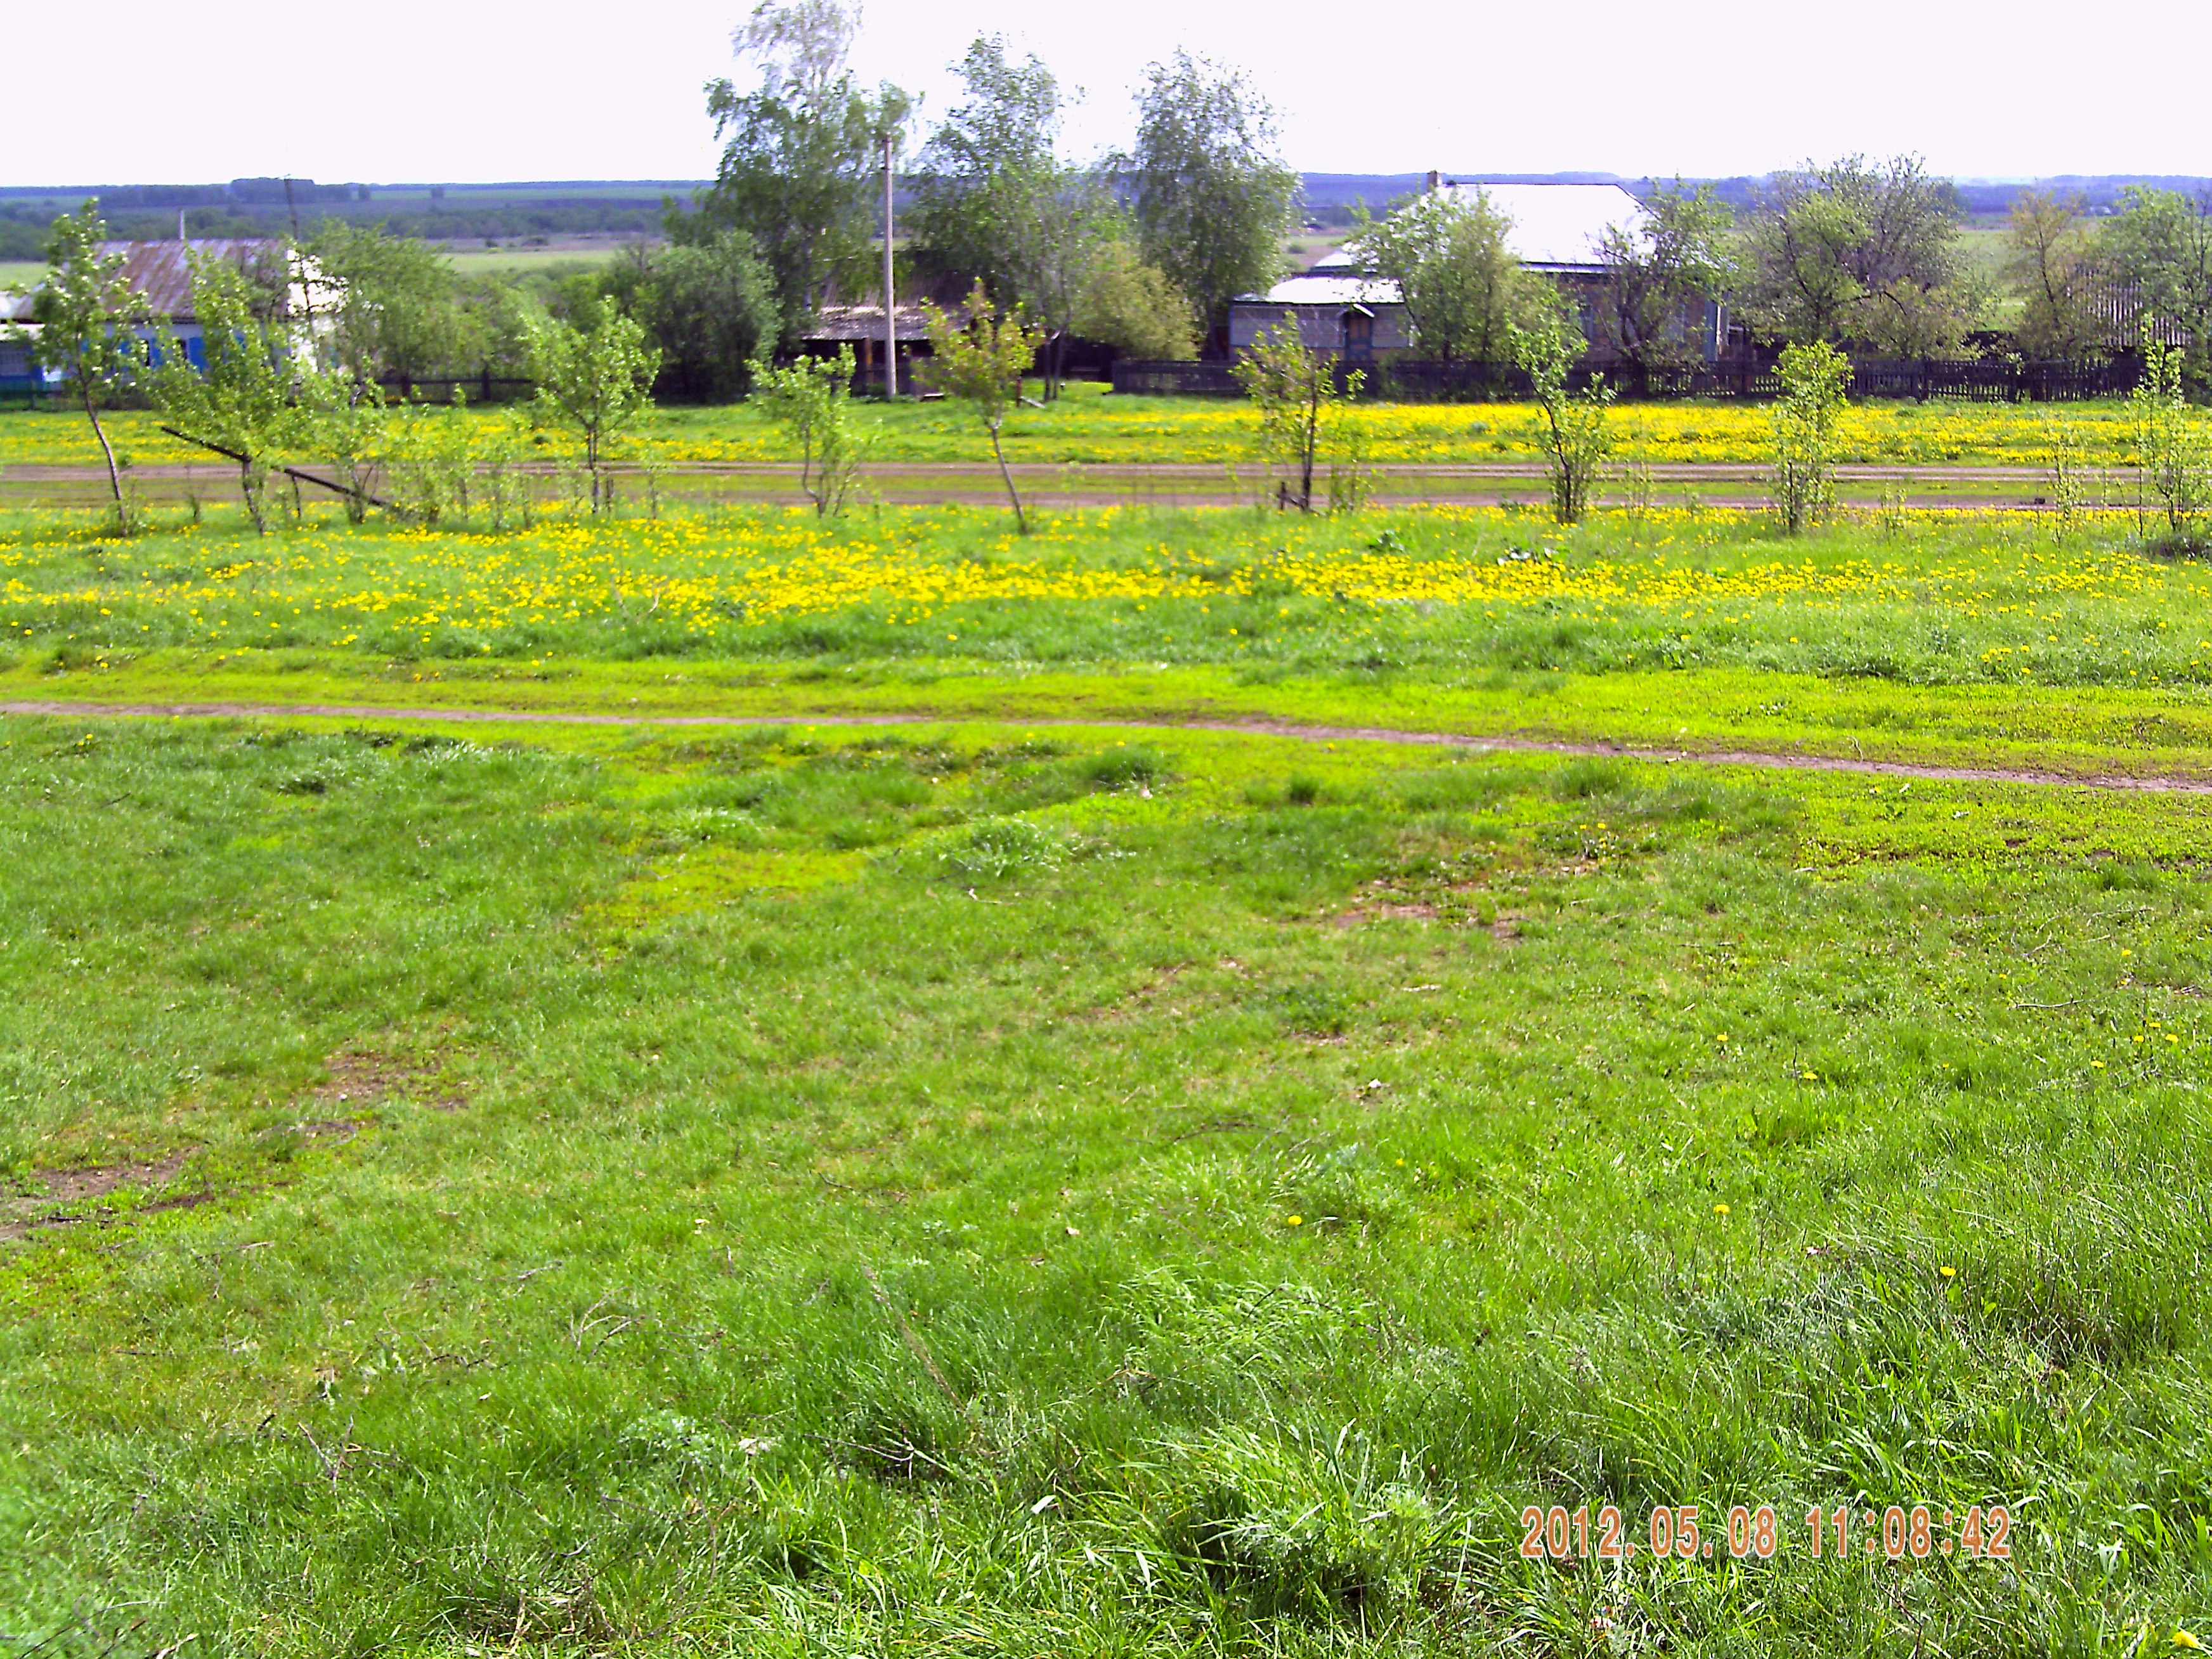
top-left (672, 0), bottom-right (1296, 392)
top-left (17, 8), bottom-right (2212, 408)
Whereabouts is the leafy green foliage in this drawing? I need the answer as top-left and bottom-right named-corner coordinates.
top-left (146, 250), bottom-right (302, 534)
top-left (15, 204), bottom-right (149, 530)
top-left (748, 344), bottom-right (869, 516)
top-left (694, 0), bottom-right (910, 338)
top-left (521, 306), bottom-right (660, 511)
top-left (601, 230), bottom-right (780, 403)
top-left (921, 283), bottom-right (1046, 531)
top-left (1354, 186), bottom-right (1527, 366)
top-left (1742, 155), bottom-right (1977, 355)
top-left (1120, 51), bottom-right (1297, 341)
top-left (1771, 339), bottom-right (1852, 533)
top-left (1511, 295), bottom-right (1611, 524)
top-left (1595, 178), bottom-right (1737, 370)
top-left (1074, 239), bottom-right (1199, 361)
top-left (2005, 189), bottom-right (2102, 363)
top-left (1232, 315), bottom-right (1365, 514)
top-left (904, 37), bottom-right (1116, 401)
top-left (308, 221), bottom-right (479, 386)
top-left (2103, 186), bottom-right (2212, 389)
top-left (2128, 319), bottom-right (2211, 542)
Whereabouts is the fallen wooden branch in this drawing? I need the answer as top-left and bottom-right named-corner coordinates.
top-left (158, 425), bottom-right (395, 512)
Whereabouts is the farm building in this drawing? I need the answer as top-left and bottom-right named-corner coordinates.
top-left (99, 239), bottom-right (308, 369)
top-left (1228, 178), bottom-right (1729, 366)
top-left (0, 240), bottom-right (313, 390)
top-left (0, 289), bottom-right (43, 395)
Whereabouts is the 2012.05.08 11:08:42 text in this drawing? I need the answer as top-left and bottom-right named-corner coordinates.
top-left (1519, 1504), bottom-right (2016, 1563)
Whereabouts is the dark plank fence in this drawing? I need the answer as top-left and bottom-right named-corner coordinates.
top-left (1112, 357), bottom-right (2145, 403)
top-left (375, 373), bottom-right (535, 405)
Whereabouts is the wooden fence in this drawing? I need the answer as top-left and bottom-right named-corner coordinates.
top-left (1112, 356), bottom-right (2147, 403)
top-left (375, 374), bottom-right (535, 405)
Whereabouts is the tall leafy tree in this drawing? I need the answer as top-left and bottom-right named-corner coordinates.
top-left (1120, 51), bottom-right (1297, 349)
top-left (1742, 155), bottom-right (1975, 356)
top-left (308, 223), bottom-right (478, 389)
top-left (2103, 187), bottom-right (2212, 386)
top-left (1352, 187), bottom-right (1527, 365)
top-left (2003, 190), bottom-right (2102, 363)
top-left (907, 37), bottom-right (1064, 308)
top-left (1596, 180), bottom-right (1737, 370)
top-left (694, 0), bottom-right (910, 339)
top-left (906, 37), bottom-right (1117, 398)
top-left (17, 205), bottom-right (149, 531)
top-left (603, 231), bottom-right (779, 401)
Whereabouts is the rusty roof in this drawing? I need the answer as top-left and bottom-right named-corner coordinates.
top-left (96, 240), bottom-right (291, 320)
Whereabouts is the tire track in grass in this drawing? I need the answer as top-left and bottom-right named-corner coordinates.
top-left (10, 698), bottom-right (2212, 796)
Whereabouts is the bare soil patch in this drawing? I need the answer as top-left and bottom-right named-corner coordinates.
top-left (313, 1050), bottom-right (465, 1114)
top-left (3, 1149), bottom-right (193, 1241)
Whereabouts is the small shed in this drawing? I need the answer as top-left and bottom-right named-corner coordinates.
top-left (799, 303), bottom-right (940, 389)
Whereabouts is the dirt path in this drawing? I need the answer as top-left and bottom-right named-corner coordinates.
top-left (0, 458), bottom-right (2129, 513)
top-left (8, 698), bottom-right (2210, 796)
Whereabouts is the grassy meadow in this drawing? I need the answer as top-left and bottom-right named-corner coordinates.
top-left (8, 483), bottom-right (2212, 1654)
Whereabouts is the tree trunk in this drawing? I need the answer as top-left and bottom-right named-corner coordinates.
top-left (240, 459), bottom-right (268, 535)
top-left (83, 391), bottom-right (127, 533)
top-left (989, 422), bottom-right (1027, 535)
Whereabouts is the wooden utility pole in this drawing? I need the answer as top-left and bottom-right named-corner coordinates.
top-left (882, 131), bottom-right (897, 401)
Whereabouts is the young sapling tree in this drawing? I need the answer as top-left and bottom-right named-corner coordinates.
top-left (922, 282), bottom-right (1045, 531)
top-left (521, 308), bottom-right (661, 512)
top-left (750, 344), bottom-right (868, 516)
top-left (1232, 311), bottom-right (1364, 513)
top-left (17, 205), bottom-right (150, 532)
top-left (1770, 339), bottom-right (1852, 533)
top-left (1511, 294), bottom-right (1612, 524)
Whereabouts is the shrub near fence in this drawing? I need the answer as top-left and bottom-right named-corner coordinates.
top-left (1111, 356), bottom-right (2148, 403)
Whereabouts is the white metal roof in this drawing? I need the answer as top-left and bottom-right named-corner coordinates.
top-left (1441, 181), bottom-right (1647, 270)
top-left (1237, 182), bottom-right (1651, 304)
top-left (1242, 274), bottom-right (1400, 307)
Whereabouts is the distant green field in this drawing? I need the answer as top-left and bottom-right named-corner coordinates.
top-left (0, 260), bottom-right (45, 291)
top-left (439, 242), bottom-right (632, 278)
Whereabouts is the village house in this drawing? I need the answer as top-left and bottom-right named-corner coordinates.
top-left (1228, 178), bottom-right (1730, 367)
top-left (1, 239), bottom-right (314, 395)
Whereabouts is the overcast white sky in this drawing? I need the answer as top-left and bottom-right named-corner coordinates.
top-left (10, 0), bottom-right (2211, 186)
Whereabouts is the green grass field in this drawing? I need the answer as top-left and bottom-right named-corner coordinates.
top-left (8, 485), bottom-right (2212, 1655)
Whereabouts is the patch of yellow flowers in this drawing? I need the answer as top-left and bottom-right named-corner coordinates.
top-left (1, 505), bottom-right (2176, 646)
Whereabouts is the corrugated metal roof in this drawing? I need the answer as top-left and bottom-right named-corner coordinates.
top-left (95, 240), bottom-right (291, 320)
top-left (802, 303), bottom-right (956, 344)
